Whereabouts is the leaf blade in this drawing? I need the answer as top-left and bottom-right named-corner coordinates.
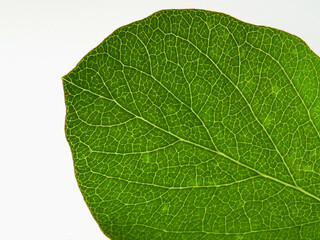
top-left (63, 9), bottom-right (320, 239)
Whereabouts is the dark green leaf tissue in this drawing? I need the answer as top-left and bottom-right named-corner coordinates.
top-left (63, 9), bottom-right (320, 240)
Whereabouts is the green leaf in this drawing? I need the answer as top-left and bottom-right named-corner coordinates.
top-left (63, 9), bottom-right (320, 240)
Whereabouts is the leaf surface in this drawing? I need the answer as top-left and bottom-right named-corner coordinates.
top-left (63, 9), bottom-right (320, 240)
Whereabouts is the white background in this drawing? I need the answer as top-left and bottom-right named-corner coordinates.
top-left (1, 0), bottom-right (319, 239)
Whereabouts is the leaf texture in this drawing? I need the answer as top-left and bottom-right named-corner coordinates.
top-left (63, 9), bottom-right (320, 240)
